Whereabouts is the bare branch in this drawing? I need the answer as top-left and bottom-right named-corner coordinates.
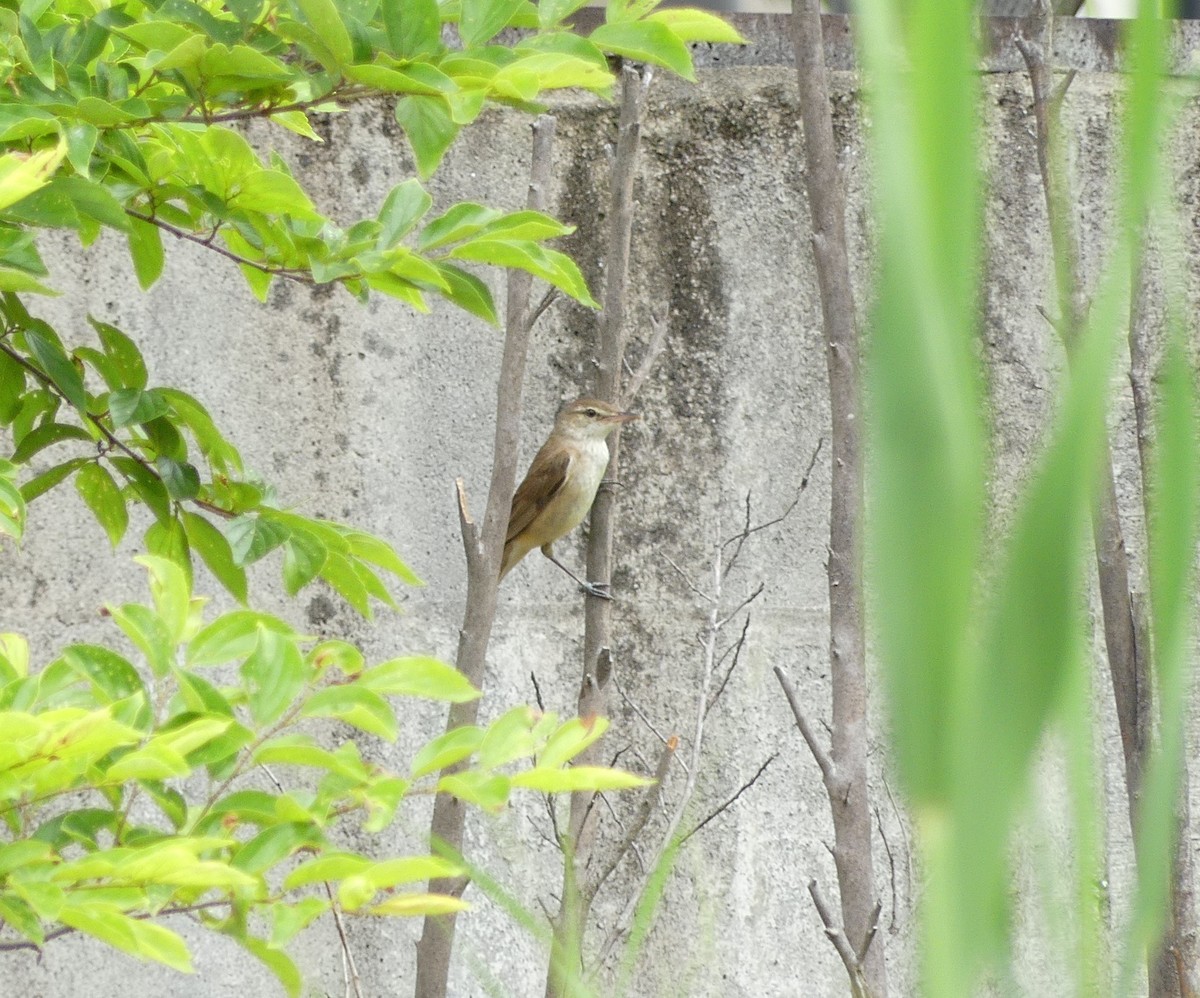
top-left (808, 878), bottom-right (866, 994)
top-left (585, 735), bottom-right (677, 903)
top-left (679, 752), bottom-right (778, 846)
top-left (774, 665), bottom-right (836, 790)
top-left (620, 311), bottom-right (670, 408)
top-left (707, 614), bottom-right (752, 716)
top-left (324, 880), bottom-right (364, 998)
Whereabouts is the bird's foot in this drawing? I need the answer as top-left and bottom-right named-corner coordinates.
top-left (580, 580), bottom-right (613, 601)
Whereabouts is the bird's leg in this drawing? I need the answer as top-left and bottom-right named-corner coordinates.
top-left (540, 544), bottom-right (613, 600)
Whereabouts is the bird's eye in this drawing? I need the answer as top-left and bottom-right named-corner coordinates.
top-left (585, 408), bottom-right (597, 418)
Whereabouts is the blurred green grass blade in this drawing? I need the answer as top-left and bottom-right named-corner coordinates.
top-left (858, 0), bottom-right (986, 810)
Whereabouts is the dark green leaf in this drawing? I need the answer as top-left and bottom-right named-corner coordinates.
top-left (11, 421), bottom-right (93, 464)
top-left (109, 388), bottom-right (169, 427)
top-left (110, 455), bottom-right (171, 522)
top-left (25, 328), bottom-right (87, 411)
top-left (20, 457), bottom-right (89, 502)
top-left (155, 456), bottom-right (201, 501)
top-left (394, 95), bottom-right (459, 180)
top-left (90, 316), bottom-right (148, 390)
top-left (227, 515), bottom-right (289, 566)
top-left (182, 511), bottom-right (247, 603)
top-left (430, 263), bottom-right (496, 323)
top-left (282, 531), bottom-right (326, 596)
top-left (127, 216), bottom-right (165, 290)
top-left (75, 462), bottom-right (128, 547)
top-left (0, 349), bottom-right (25, 423)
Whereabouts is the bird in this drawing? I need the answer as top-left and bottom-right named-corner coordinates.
top-left (500, 397), bottom-right (639, 599)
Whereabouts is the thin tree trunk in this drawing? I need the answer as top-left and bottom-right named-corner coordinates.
top-left (545, 64), bottom-right (650, 998)
top-left (414, 115), bottom-right (557, 998)
top-left (789, 5), bottom-right (887, 997)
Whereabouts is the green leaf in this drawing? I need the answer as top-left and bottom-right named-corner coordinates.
top-left (89, 317), bottom-right (148, 390)
top-left (359, 656), bottom-right (479, 702)
top-left (282, 531), bottom-right (327, 596)
top-left (241, 625), bottom-right (308, 726)
top-left (107, 602), bottom-right (174, 677)
top-left (24, 328), bottom-right (87, 411)
top-left (182, 511), bottom-right (247, 603)
top-left (145, 516), bottom-right (193, 595)
top-left (134, 553), bottom-right (191, 646)
top-left (239, 937), bottom-right (301, 998)
top-left (538, 715), bottom-right (609, 770)
top-left (437, 770), bottom-right (510, 811)
top-left (589, 21), bottom-right (695, 80)
top-left (155, 456), bottom-right (201, 501)
top-left (58, 902), bottom-right (192, 973)
top-left (377, 179), bottom-right (433, 248)
top-left (369, 893), bottom-right (470, 917)
top-left (477, 705), bottom-right (538, 770)
top-left (318, 550), bottom-right (372, 617)
top-left (0, 140), bottom-right (67, 212)
top-left (450, 239), bottom-right (596, 307)
top-left (188, 610), bottom-right (295, 667)
top-left (11, 421), bottom-right (93, 464)
top-left (344, 530), bottom-right (421, 585)
top-left (127, 217), bottom-right (165, 290)
top-left (431, 263), bottom-right (496, 323)
top-left (459, 0), bottom-right (523, 46)
top-left (382, 0), bottom-right (440, 57)
top-left (20, 457), bottom-right (89, 503)
top-left (645, 8), bottom-right (745, 44)
top-left (0, 349), bottom-right (25, 422)
top-left (109, 456), bottom-right (171, 522)
top-left (108, 388), bottom-right (169, 428)
top-left (418, 202), bottom-right (499, 251)
top-left (232, 822), bottom-right (321, 874)
top-left (411, 725), bottom-right (484, 779)
top-left (75, 462), bottom-right (128, 547)
top-left (394, 96), bottom-right (460, 180)
top-left (296, 0), bottom-right (352, 66)
top-left (512, 765), bottom-right (650, 792)
top-left (227, 515), bottom-right (289, 566)
top-left (301, 685), bottom-right (397, 739)
top-left (233, 170), bottom-right (319, 219)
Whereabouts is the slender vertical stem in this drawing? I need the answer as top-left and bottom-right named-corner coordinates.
top-left (414, 114), bottom-right (557, 998)
top-left (544, 64), bottom-right (650, 998)
top-left (790, 4), bottom-right (886, 996)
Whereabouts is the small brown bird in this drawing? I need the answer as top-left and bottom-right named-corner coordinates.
top-left (501, 397), bottom-right (639, 598)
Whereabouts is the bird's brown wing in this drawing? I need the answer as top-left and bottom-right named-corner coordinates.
top-left (506, 445), bottom-right (572, 545)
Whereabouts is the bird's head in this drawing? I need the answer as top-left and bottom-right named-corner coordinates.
top-left (554, 397), bottom-right (640, 442)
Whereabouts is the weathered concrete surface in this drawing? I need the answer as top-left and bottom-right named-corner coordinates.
top-left (2, 17), bottom-right (1197, 998)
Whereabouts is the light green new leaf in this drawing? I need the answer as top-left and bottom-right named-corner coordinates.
top-left (589, 21), bottom-right (694, 81)
top-left (537, 715), bottom-right (609, 770)
top-left (296, 0), bottom-right (352, 65)
top-left (437, 770), bottom-right (511, 811)
top-left (300, 685), bottom-right (397, 740)
top-left (411, 725), bottom-right (484, 779)
top-left (239, 937), bottom-right (302, 998)
top-left (449, 239), bottom-right (596, 307)
top-left (59, 644), bottom-right (143, 702)
top-left (358, 655), bottom-right (479, 702)
top-left (187, 609), bottom-right (294, 667)
top-left (369, 892), bottom-right (470, 917)
top-left (645, 8), bottom-right (746, 44)
top-left (241, 625), bottom-right (308, 726)
top-left (58, 902), bottom-right (192, 973)
top-left (0, 139), bottom-right (66, 212)
top-left (134, 554), bottom-right (191, 647)
top-left (512, 766), bottom-right (650, 792)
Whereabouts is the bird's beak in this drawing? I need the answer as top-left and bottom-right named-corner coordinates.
top-left (610, 410), bottom-right (640, 424)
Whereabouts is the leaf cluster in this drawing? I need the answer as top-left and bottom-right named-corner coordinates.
top-left (0, 557), bottom-right (646, 992)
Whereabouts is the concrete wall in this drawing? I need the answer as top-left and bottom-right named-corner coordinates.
top-left (3, 17), bottom-right (1197, 997)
